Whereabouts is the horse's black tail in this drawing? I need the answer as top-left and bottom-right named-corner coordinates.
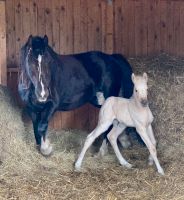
top-left (112, 54), bottom-right (134, 98)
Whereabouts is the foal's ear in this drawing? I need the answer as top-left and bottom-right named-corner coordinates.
top-left (131, 73), bottom-right (135, 83)
top-left (27, 35), bottom-right (32, 46)
top-left (143, 72), bottom-right (148, 82)
top-left (44, 35), bottom-right (48, 45)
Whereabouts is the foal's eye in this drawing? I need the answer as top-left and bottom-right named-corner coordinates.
top-left (135, 89), bottom-right (138, 92)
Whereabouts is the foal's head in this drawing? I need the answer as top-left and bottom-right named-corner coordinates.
top-left (24, 35), bottom-right (51, 102)
top-left (131, 73), bottom-right (148, 107)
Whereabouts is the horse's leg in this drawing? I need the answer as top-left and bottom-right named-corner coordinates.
top-left (98, 125), bottom-right (113, 157)
top-left (147, 125), bottom-right (157, 166)
top-left (136, 126), bottom-right (164, 175)
top-left (98, 137), bottom-right (109, 157)
top-left (29, 109), bottom-right (52, 155)
top-left (118, 132), bottom-right (131, 149)
top-left (29, 110), bottom-right (41, 146)
top-left (38, 121), bottom-right (52, 156)
top-left (75, 120), bottom-right (112, 171)
top-left (107, 123), bottom-right (132, 168)
top-left (37, 103), bottom-right (56, 156)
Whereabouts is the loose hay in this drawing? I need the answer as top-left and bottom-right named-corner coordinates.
top-left (1, 53), bottom-right (184, 200)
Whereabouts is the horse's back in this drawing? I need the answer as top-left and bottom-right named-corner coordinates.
top-left (56, 51), bottom-right (122, 107)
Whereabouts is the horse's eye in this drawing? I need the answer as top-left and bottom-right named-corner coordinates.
top-left (135, 89), bottom-right (138, 92)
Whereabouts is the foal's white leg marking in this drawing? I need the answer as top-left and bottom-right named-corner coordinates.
top-left (40, 137), bottom-right (53, 156)
top-left (96, 92), bottom-right (105, 105)
top-left (75, 121), bottom-right (112, 171)
top-left (98, 139), bottom-right (109, 157)
top-left (107, 124), bottom-right (132, 168)
top-left (37, 55), bottom-right (46, 98)
top-left (136, 126), bottom-right (164, 175)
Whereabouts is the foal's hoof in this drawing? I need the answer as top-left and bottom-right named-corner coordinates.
top-left (122, 162), bottom-right (133, 169)
top-left (158, 168), bottom-right (165, 176)
top-left (74, 163), bottom-right (82, 172)
top-left (125, 163), bottom-right (133, 169)
top-left (40, 145), bottom-right (53, 156)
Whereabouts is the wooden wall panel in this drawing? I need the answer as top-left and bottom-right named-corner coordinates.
top-left (114, 0), bottom-right (123, 53)
top-left (6, 0), bottom-right (16, 68)
top-left (173, 2), bottom-right (180, 56)
top-left (0, 1), bottom-right (6, 85)
top-left (160, 0), bottom-right (167, 52)
top-left (179, 1), bottom-right (184, 56)
top-left (5, 0), bottom-right (184, 131)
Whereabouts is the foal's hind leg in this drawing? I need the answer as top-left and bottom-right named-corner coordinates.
top-left (107, 123), bottom-right (132, 168)
top-left (98, 123), bottom-right (116, 157)
top-left (75, 121), bottom-right (112, 171)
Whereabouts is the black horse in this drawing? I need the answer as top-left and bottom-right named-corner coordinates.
top-left (18, 35), bottom-right (138, 156)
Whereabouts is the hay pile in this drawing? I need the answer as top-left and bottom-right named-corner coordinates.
top-left (0, 85), bottom-right (41, 175)
top-left (0, 53), bottom-right (184, 200)
top-left (129, 54), bottom-right (184, 157)
top-left (0, 86), bottom-right (27, 162)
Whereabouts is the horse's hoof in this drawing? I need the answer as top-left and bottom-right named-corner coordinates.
top-left (40, 145), bottom-right (53, 156)
top-left (118, 134), bottom-right (131, 149)
top-left (158, 168), bottom-right (165, 176)
top-left (97, 148), bottom-right (108, 157)
top-left (148, 160), bottom-right (154, 166)
top-left (74, 162), bottom-right (82, 172)
top-left (123, 162), bottom-right (132, 169)
top-left (148, 155), bottom-right (154, 166)
top-left (121, 140), bottom-right (131, 149)
top-left (40, 138), bottom-right (53, 156)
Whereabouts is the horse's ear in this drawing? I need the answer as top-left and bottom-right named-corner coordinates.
top-left (44, 35), bottom-right (48, 45)
top-left (143, 72), bottom-right (148, 82)
top-left (27, 35), bottom-right (32, 46)
top-left (131, 73), bottom-right (135, 83)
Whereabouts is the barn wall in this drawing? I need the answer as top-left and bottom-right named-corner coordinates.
top-left (6, 0), bottom-right (184, 130)
top-left (0, 1), bottom-right (6, 85)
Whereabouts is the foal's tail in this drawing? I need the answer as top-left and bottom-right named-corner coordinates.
top-left (112, 54), bottom-right (133, 98)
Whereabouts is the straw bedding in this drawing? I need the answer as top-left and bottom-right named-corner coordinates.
top-left (0, 54), bottom-right (184, 200)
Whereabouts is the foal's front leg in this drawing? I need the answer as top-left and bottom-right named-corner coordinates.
top-left (147, 125), bottom-right (157, 166)
top-left (136, 125), bottom-right (164, 175)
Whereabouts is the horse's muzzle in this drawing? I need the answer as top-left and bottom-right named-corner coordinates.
top-left (141, 99), bottom-right (148, 107)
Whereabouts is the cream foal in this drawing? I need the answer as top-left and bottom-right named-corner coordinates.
top-left (75, 73), bottom-right (164, 175)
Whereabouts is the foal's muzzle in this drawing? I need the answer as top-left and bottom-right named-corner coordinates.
top-left (141, 99), bottom-right (148, 107)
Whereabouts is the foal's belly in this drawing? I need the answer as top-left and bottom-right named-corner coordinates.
top-left (116, 108), bottom-right (134, 127)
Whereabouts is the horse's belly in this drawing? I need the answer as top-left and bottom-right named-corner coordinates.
top-left (58, 85), bottom-right (94, 111)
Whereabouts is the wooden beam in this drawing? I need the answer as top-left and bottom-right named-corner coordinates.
top-left (0, 1), bottom-right (6, 85)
